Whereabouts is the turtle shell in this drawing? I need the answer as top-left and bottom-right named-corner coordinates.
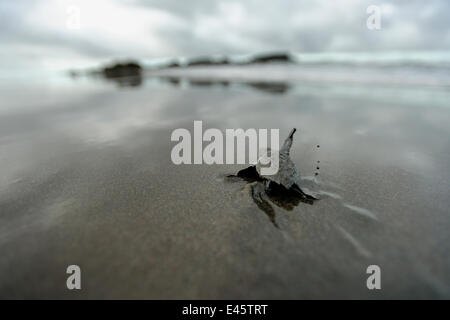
top-left (256, 128), bottom-right (300, 189)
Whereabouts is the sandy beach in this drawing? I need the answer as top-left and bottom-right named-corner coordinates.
top-left (0, 65), bottom-right (450, 298)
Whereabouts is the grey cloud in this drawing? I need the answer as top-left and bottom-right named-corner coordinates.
top-left (134, 0), bottom-right (450, 55)
top-left (1, 0), bottom-right (450, 74)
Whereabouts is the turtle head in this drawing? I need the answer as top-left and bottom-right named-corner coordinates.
top-left (281, 128), bottom-right (297, 155)
top-left (289, 128), bottom-right (297, 139)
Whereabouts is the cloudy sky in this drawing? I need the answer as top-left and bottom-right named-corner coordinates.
top-left (1, 0), bottom-right (450, 74)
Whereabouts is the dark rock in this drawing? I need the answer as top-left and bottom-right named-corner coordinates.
top-left (102, 61), bottom-right (142, 78)
top-left (187, 57), bottom-right (229, 67)
top-left (166, 62), bottom-right (180, 68)
top-left (249, 52), bottom-right (293, 64)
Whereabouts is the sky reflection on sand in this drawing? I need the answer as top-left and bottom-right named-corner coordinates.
top-left (0, 72), bottom-right (449, 298)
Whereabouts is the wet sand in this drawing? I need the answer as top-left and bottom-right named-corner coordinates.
top-left (0, 73), bottom-right (449, 298)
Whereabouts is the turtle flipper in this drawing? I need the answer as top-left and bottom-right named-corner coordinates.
top-left (236, 165), bottom-right (260, 182)
top-left (290, 183), bottom-right (319, 201)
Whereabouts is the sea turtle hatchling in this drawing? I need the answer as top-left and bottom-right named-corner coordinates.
top-left (235, 128), bottom-right (317, 201)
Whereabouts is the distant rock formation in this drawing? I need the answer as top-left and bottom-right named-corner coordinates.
top-left (186, 57), bottom-right (229, 67)
top-left (166, 62), bottom-right (181, 68)
top-left (249, 53), bottom-right (293, 64)
top-left (102, 61), bottom-right (142, 78)
top-left (72, 52), bottom-right (298, 86)
top-left (149, 52), bottom-right (294, 69)
top-left (68, 70), bottom-right (80, 78)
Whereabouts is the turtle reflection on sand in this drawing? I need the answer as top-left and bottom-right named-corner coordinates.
top-left (227, 128), bottom-right (318, 228)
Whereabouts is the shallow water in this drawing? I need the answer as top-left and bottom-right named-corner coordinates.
top-left (0, 66), bottom-right (449, 298)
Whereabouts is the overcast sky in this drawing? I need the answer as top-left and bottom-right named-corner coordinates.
top-left (1, 0), bottom-right (450, 74)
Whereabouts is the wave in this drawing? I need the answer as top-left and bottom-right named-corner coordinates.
top-left (290, 51), bottom-right (450, 69)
